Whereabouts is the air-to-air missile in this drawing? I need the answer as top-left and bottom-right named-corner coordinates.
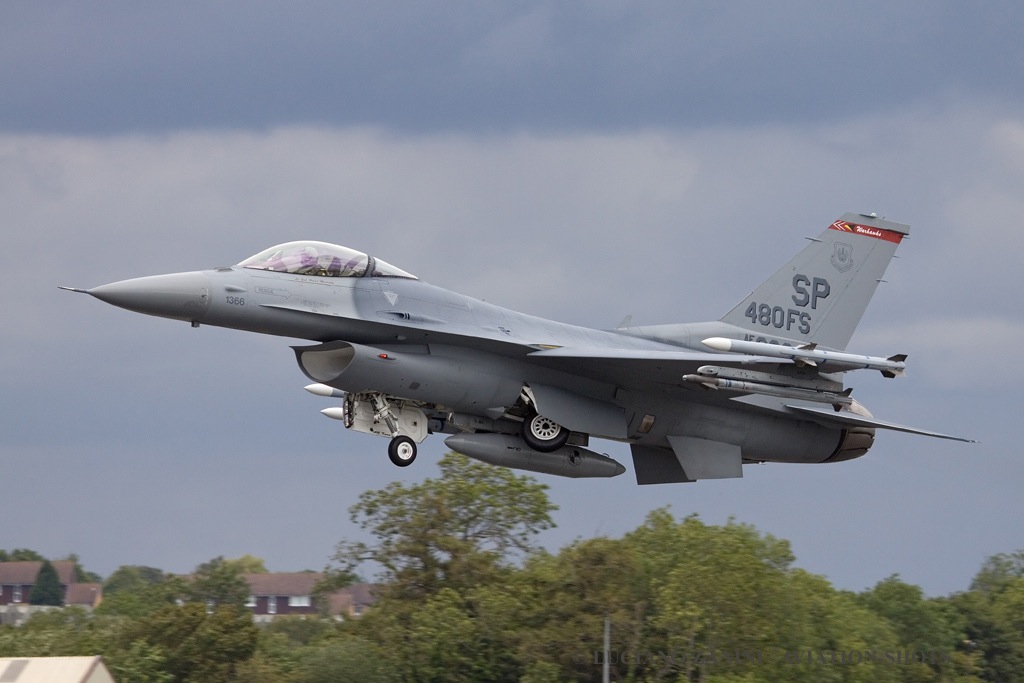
top-left (701, 337), bottom-right (907, 378)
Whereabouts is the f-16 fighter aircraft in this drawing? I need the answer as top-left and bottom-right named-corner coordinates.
top-left (62, 213), bottom-right (972, 484)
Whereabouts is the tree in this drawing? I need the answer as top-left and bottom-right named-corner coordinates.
top-left (28, 559), bottom-right (63, 606)
top-left (104, 565), bottom-right (167, 595)
top-left (62, 553), bottom-right (101, 583)
top-left (513, 538), bottom-right (649, 682)
top-left (328, 452), bottom-right (556, 600)
top-left (290, 636), bottom-right (395, 683)
top-left (188, 556), bottom-right (251, 608)
top-left (327, 452), bottom-right (556, 681)
top-left (970, 551), bottom-right (1024, 594)
top-left (225, 554), bottom-right (268, 574)
top-left (105, 640), bottom-right (175, 683)
top-left (0, 548), bottom-right (45, 562)
top-left (951, 552), bottom-right (1024, 683)
top-left (129, 603), bottom-right (258, 682)
top-left (98, 567), bottom-right (184, 619)
top-left (860, 575), bottom-right (959, 653)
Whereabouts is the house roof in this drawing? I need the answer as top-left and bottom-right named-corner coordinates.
top-left (65, 584), bottom-right (103, 607)
top-left (0, 656), bottom-right (115, 683)
top-left (327, 583), bottom-right (377, 614)
top-left (244, 572), bottom-right (322, 596)
top-left (0, 561), bottom-right (76, 586)
top-left (342, 583), bottom-right (375, 606)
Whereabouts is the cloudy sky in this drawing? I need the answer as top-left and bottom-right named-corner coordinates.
top-left (3, 1), bottom-right (1021, 596)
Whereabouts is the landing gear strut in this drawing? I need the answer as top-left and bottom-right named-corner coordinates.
top-left (340, 392), bottom-right (428, 467)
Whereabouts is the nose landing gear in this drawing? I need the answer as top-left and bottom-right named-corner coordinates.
top-left (388, 435), bottom-right (417, 466)
top-left (341, 391), bottom-right (428, 467)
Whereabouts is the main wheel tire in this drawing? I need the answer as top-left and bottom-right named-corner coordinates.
top-left (388, 435), bottom-right (417, 467)
top-left (522, 412), bottom-right (569, 452)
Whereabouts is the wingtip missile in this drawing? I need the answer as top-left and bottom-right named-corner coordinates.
top-left (702, 337), bottom-right (907, 377)
top-left (701, 337), bottom-right (733, 352)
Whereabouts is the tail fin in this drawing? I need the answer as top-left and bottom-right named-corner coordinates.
top-left (719, 213), bottom-right (908, 351)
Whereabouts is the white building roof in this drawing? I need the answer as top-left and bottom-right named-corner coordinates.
top-left (0, 657), bottom-right (115, 683)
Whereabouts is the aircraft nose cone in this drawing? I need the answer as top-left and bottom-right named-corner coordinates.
top-left (88, 271), bottom-right (211, 322)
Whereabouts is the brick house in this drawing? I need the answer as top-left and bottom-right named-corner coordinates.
top-left (243, 572), bottom-right (374, 622)
top-left (326, 582), bottom-right (375, 619)
top-left (0, 561), bottom-right (102, 608)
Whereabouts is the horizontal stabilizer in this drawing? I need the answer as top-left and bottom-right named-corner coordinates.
top-left (786, 405), bottom-right (976, 443)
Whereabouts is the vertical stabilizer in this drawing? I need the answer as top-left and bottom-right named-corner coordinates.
top-left (719, 213), bottom-right (908, 351)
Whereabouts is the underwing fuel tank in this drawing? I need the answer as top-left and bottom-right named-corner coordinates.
top-left (444, 433), bottom-right (626, 479)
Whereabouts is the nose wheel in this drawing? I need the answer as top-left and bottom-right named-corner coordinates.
top-left (388, 435), bottom-right (417, 467)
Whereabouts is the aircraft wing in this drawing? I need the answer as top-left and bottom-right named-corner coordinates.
top-left (784, 405), bottom-right (976, 442)
top-left (257, 303), bottom-right (791, 386)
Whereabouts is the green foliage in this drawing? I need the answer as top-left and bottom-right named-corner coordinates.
top-left (951, 557), bottom-right (1024, 683)
top-left (513, 538), bottom-right (648, 681)
top-left (0, 548), bottom-right (45, 562)
top-left (97, 571), bottom-right (186, 619)
top-left (28, 559), bottom-right (64, 606)
top-left (860, 575), bottom-right (959, 653)
top-left (62, 553), bottom-right (102, 583)
top-left (636, 511), bottom-right (794, 647)
top-left (324, 453), bottom-right (555, 681)
top-left (104, 565), bottom-right (166, 595)
top-left (187, 556), bottom-right (251, 608)
top-left (105, 640), bottom-right (175, 683)
top-left (970, 551), bottom-right (1024, 594)
top-left (262, 615), bottom-right (337, 648)
top-left (128, 603), bottom-right (259, 682)
top-left (226, 554), bottom-right (268, 574)
top-left (290, 636), bottom-right (395, 683)
top-left (329, 452), bottom-right (556, 601)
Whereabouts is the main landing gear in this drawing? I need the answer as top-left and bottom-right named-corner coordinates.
top-left (521, 411), bottom-right (570, 452)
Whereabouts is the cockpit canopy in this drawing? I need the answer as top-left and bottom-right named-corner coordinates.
top-left (237, 241), bottom-right (416, 279)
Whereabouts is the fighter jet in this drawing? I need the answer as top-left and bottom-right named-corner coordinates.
top-left (62, 213), bottom-right (972, 484)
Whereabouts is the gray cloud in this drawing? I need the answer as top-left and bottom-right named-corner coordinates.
top-left (4, 2), bottom-right (1024, 134)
